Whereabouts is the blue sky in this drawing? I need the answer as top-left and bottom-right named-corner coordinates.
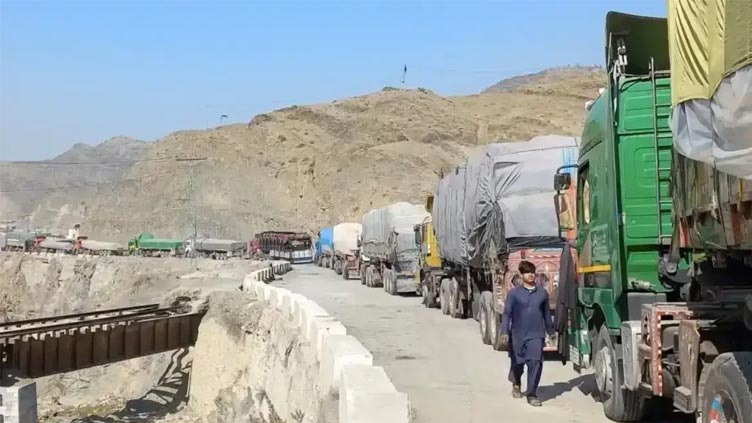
top-left (0, 0), bottom-right (664, 160)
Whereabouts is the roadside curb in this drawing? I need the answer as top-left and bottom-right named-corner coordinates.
top-left (243, 270), bottom-right (411, 423)
top-left (242, 260), bottom-right (293, 285)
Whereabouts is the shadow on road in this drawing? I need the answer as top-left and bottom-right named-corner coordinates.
top-left (538, 373), bottom-right (694, 423)
top-left (75, 348), bottom-right (192, 423)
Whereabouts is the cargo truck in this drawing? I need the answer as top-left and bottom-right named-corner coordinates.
top-left (332, 222), bottom-right (362, 280)
top-left (255, 231), bottom-right (313, 263)
top-left (414, 210), bottom-right (443, 308)
top-left (314, 227), bottom-right (334, 268)
top-left (360, 202), bottom-right (429, 295)
top-left (427, 135), bottom-right (578, 351)
top-left (186, 238), bottom-right (246, 259)
top-left (128, 233), bottom-right (184, 257)
top-left (551, 10), bottom-right (752, 422)
top-left (0, 231), bottom-right (35, 252)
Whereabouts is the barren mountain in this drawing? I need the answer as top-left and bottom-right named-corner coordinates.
top-left (0, 137), bottom-right (150, 231)
top-left (77, 67), bottom-right (604, 242)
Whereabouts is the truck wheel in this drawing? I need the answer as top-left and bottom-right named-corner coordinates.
top-left (594, 325), bottom-right (645, 421)
top-left (335, 259), bottom-right (342, 275)
top-left (343, 266), bottom-right (349, 280)
top-left (449, 278), bottom-right (465, 319)
top-left (490, 309), bottom-right (506, 351)
top-left (361, 267), bottom-right (366, 285)
top-left (702, 352), bottom-right (752, 423)
top-left (479, 292), bottom-right (493, 345)
top-left (440, 279), bottom-right (450, 315)
top-left (423, 276), bottom-right (438, 308)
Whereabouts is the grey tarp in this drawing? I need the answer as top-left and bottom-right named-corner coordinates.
top-left (361, 202), bottom-right (429, 261)
top-left (194, 238), bottom-right (246, 252)
top-left (672, 65), bottom-right (752, 179)
top-left (433, 135), bottom-right (579, 268)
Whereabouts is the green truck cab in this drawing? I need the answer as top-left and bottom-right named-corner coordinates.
top-left (556, 11), bottom-right (752, 422)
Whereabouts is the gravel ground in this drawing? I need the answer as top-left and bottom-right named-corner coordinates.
top-left (276, 264), bottom-right (693, 423)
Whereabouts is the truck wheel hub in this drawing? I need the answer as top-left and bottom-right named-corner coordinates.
top-left (594, 346), bottom-right (613, 395)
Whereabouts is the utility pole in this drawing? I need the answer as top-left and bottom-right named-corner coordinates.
top-left (176, 157), bottom-right (207, 267)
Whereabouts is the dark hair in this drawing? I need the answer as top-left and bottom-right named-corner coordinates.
top-left (518, 260), bottom-right (536, 275)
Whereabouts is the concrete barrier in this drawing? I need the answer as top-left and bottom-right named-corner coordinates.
top-left (319, 335), bottom-right (373, 396)
top-left (0, 380), bottom-right (38, 423)
top-left (340, 365), bottom-right (409, 423)
top-left (245, 267), bottom-right (410, 423)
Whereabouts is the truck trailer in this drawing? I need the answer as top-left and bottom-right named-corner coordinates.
top-left (128, 233), bottom-right (184, 257)
top-left (552, 9), bottom-right (752, 422)
top-left (314, 227), bottom-right (334, 268)
top-left (360, 202), bottom-right (429, 295)
top-left (427, 135), bottom-right (578, 351)
top-left (187, 238), bottom-right (246, 259)
top-left (332, 222), bottom-right (362, 280)
top-left (255, 231), bottom-right (313, 263)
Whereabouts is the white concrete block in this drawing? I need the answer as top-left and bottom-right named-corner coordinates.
top-left (340, 365), bottom-right (408, 423)
top-left (319, 335), bottom-right (373, 395)
top-left (276, 288), bottom-right (292, 313)
top-left (267, 287), bottom-right (280, 306)
top-left (300, 302), bottom-right (330, 339)
top-left (311, 317), bottom-right (347, 361)
top-left (290, 294), bottom-right (307, 324)
top-left (0, 380), bottom-right (38, 423)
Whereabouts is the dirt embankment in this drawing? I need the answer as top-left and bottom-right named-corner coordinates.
top-left (0, 254), bottom-right (329, 423)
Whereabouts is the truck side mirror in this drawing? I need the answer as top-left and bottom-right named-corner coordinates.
top-left (357, 237), bottom-right (362, 248)
top-left (554, 173), bottom-right (571, 191)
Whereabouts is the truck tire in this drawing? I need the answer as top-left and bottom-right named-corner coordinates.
top-left (335, 259), bottom-right (343, 275)
top-left (449, 278), bottom-right (465, 319)
top-left (385, 269), bottom-right (397, 295)
top-left (343, 265), bottom-right (349, 280)
top-left (490, 309), bottom-right (506, 351)
top-left (479, 292), bottom-right (493, 345)
top-left (423, 276), bottom-right (438, 308)
top-left (361, 267), bottom-right (366, 285)
top-left (594, 325), bottom-right (645, 421)
top-left (365, 266), bottom-right (372, 287)
top-left (440, 279), bottom-right (450, 315)
top-left (701, 352), bottom-right (752, 423)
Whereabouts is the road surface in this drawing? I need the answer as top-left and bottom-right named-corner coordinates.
top-left (276, 264), bottom-right (676, 423)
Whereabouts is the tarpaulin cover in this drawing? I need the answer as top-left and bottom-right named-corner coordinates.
top-left (361, 202), bottom-right (428, 261)
top-left (433, 135), bottom-right (579, 268)
top-left (39, 239), bottom-right (74, 251)
top-left (81, 240), bottom-right (125, 251)
top-left (333, 222), bottom-right (362, 255)
top-left (668, 0), bottom-right (752, 179)
top-left (318, 227), bottom-right (333, 254)
top-left (194, 238), bottom-right (245, 252)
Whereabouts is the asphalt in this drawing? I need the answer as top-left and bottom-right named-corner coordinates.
top-left (275, 264), bottom-right (692, 423)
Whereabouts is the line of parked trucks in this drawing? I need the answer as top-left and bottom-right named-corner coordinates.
top-left (1, 226), bottom-right (314, 263)
top-left (312, 5), bottom-right (752, 422)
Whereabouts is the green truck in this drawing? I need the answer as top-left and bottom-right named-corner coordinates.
top-left (553, 10), bottom-right (752, 423)
top-left (128, 233), bottom-right (185, 257)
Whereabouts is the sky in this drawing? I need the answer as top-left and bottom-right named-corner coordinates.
top-left (0, 0), bottom-right (665, 161)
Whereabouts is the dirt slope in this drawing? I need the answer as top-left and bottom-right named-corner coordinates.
top-left (0, 136), bottom-right (150, 231)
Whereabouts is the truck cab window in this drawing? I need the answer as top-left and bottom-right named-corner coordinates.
top-left (579, 166), bottom-right (591, 225)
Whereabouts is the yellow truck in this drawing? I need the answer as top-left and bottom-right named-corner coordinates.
top-left (414, 195), bottom-right (444, 308)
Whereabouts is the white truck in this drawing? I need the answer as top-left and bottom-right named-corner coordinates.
top-left (331, 222), bottom-right (362, 280)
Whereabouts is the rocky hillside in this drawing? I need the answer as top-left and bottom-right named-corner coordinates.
top-left (3, 67), bottom-right (605, 241)
top-left (0, 137), bottom-right (150, 231)
top-left (79, 67), bottom-right (604, 242)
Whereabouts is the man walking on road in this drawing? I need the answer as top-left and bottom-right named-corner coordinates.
top-left (501, 260), bottom-right (554, 407)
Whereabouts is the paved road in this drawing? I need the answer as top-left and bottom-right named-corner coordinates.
top-left (277, 264), bottom-right (652, 423)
